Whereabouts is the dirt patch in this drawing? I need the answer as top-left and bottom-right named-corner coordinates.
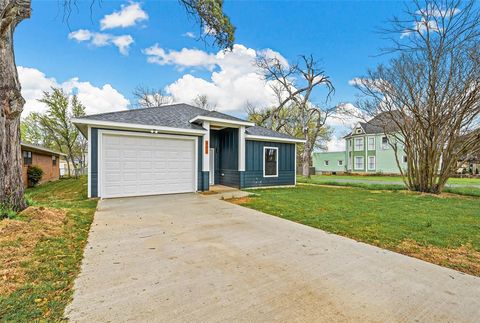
top-left (0, 207), bottom-right (66, 296)
top-left (395, 239), bottom-right (480, 277)
top-left (228, 196), bottom-right (251, 205)
top-left (199, 191), bottom-right (219, 195)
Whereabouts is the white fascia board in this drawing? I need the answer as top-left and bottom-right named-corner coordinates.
top-left (189, 116), bottom-right (255, 127)
top-left (72, 118), bottom-right (207, 135)
top-left (245, 134), bottom-right (306, 144)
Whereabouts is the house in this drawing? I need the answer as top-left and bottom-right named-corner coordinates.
top-left (72, 104), bottom-right (305, 199)
top-left (314, 112), bottom-right (406, 174)
top-left (312, 151), bottom-right (346, 174)
top-left (21, 142), bottom-right (66, 186)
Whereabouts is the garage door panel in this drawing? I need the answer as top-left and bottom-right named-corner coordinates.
top-left (101, 133), bottom-right (196, 198)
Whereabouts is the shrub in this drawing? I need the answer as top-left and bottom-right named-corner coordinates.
top-left (27, 166), bottom-right (44, 187)
top-left (0, 204), bottom-right (17, 220)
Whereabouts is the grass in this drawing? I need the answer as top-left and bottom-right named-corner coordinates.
top-left (231, 185), bottom-right (480, 276)
top-left (0, 177), bottom-right (97, 321)
top-left (299, 176), bottom-right (480, 197)
top-left (300, 174), bottom-right (480, 185)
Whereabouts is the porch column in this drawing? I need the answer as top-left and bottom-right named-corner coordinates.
top-left (238, 126), bottom-right (245, 171)
top-left (202, 121), bottom-right (210, 172)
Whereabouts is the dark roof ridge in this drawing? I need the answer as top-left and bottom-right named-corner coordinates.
top-left (76, 103), bottom-right (194, 119)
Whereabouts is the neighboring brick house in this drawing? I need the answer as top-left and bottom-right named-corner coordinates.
top-left (21, 143), bottom-right (66, 187)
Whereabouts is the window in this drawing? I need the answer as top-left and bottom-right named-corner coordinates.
top-left (263, 147), bottom-right (278, 177)
top-left (23, 151), bottom-right (32, 165)
top-left (368, 137), bottom-right (375, 150)
top-left (403, 155), bottom-right (408, 163)
top-left (354, 138), bottom-right (364, 151)
top-left (356, 128), bottom-right (362, 134)
top-left (368, 156), bottom-right (376, 170)
top-left (338, 160), bottom-right (343, 166)
top-left (324, 160), bottom-right (329, 166)
top-left (52, 155), bottom-right (57, 166)
top-left (354, 156), bottom-right (364, 170)
top-left (382, 136), bottom-right (389, 149)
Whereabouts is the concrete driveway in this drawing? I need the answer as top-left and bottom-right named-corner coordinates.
top-left (66, 193), bottom-right (480, 322)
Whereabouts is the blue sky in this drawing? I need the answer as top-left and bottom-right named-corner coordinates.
top-left (15, 0), bottom-right (405, 149)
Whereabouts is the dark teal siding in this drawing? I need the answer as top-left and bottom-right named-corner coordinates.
top-left (210, 128), bottom-right (239, 187)
top-left (243, 140), bottom-right (295, 188)
top-left (90, 128), bottom-right (98, 197)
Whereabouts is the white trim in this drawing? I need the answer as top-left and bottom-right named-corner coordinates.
top-left (189, 115), bottom-right (255, 127)
top-left (381, 136), bottom-right (389, 150)
top-left (263, 146), bottom-right (279, 178)
top-left (354, 156), bottom-right (364, 170)
top-left (324, 160), bottom-right (329, 166)
top-left (368, 156), bottom-right (376, 171)
top-left (367, 136), bottom-right (375, 151)
top-left (202, 121), bottom-right (210, 172)
top-left (245, 134), bottom-right (306, 144)
top-left (238, 126), bottom-right (246, 171)
top-left (97, 129), bottom-right (198, 199)
top-left (337, 160), bottom-right (343, 166)
top-left (209, 148), bottom-right (215, 185)
top-left (87, 126), bottom-right (92, 198)
top-left (72, 118), bottom-right (207, 135)
top-left (354, 137), bottom-right (364, 151)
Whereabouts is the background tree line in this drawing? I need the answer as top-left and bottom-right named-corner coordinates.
top-left (21, 88), bottom-right (87, 177)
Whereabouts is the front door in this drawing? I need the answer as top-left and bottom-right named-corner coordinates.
top-left (209, 148), bottom-right (215, 185)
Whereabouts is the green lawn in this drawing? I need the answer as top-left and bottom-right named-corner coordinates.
top-left (299, 175), bottom-right (480, 197)
top-left (0, 177), bottom-right (97, 321)
top-left (300, 174), bottom-right (480, 185)
top-left (232, 185), bottom-right (480, 276)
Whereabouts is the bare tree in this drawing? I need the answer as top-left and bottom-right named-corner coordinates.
top-left (256, 55), bottom-right (335, 177)
top-left (355, 0), bottom-right (480, 194)
top-left (192, 94), bottom-right (216, 111)
top-left (0, 0), bottom-right (31, 212)
top-left (0, 0), bottom-right (235, 213)
top-left (132, 86), bottom-right (174, 108)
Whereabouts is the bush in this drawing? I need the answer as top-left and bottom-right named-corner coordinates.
top-left (27, 166), bottom-right (44, 187)
top-left (0, 204), bottom-right (17, 220)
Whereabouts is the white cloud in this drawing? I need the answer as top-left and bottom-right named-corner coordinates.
top-left (143, 44), bottom-right (217, 70)
top-left (326, 135), bottom-right (346, 152)
top-left (68, 29), bottom-right (91, 41)
top-left (68, 29), bottom-right (134, 55)
top-left (348, 77), bottom-right (364, 86)
top-left (111, 35), bottom-right (134, 55)
top-left (327, 103), bottom-right (364, 128)
top-left (158, 44), bottom-right (285, 113)
top-left (401, 19), bottom-right (439, 38)
top-left (18, 66), bottom-right (130, 117)
top-left (183, 31), bottom-right (196, 39)
top-left (203, 25), bottom-right (217, 36)
top-left (416, 6), bottom-right (460, 18)
top-left (100, 1), bottom-right (148, 30)
top-left (400, 6), bottom-right (460, 39)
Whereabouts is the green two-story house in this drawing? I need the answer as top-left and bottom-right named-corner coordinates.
top-left (313, 113), bottom-right (407, 174)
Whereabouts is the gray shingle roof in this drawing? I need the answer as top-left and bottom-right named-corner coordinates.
top-left (245, 126), bottom-right (301, 140)
top-left (347, 111), bottom-right (402, 136)
top-left (78, 103), bottom-right (248, 130)
top-left (77, 103), bottom-right (302, 141)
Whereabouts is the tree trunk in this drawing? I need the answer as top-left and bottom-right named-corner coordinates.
top-left (302, 136), bottom-right (312, 178)
top-left (0, 0), bottom-right (31, 212)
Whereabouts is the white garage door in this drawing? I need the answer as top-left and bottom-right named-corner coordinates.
top-left (101, 133), bottom-right (196, 198)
